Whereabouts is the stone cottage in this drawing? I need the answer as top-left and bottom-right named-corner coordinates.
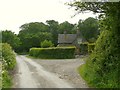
top-left (58, 30), bottom-right (85, 54)
top-left (58, 30), bottom-right (85, 46)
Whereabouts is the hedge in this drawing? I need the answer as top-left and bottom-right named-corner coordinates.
top-left (1, 43), bottom-right (16, 88)
top-left (2, 43), bottom-right (16, 70)
top-left (88, 43), bottom-right (95, 53)
top-left (79, 42), bottom-right (95, 54)
top-left (79, 42), bottom-right (88, 54)
top-left (29, 47), bottom-right (76, 59)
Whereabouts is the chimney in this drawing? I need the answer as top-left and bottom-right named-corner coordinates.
top-left (64, 30), bottom-right (67, 40)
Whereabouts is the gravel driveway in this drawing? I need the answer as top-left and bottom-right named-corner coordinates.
top-left (12, 55), bottom-right (88, 88)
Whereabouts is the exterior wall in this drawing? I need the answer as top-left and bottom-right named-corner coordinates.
top-left (57, 33), bottom-right (85, 55)
top-left (57, 39), bottom-right (80, 55)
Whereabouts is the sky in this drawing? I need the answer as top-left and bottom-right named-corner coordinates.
top-left (0, 0), bottom-right (98, 34)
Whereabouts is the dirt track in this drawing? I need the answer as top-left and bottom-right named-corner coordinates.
top-left (12, 55), bottom-right (88, 88)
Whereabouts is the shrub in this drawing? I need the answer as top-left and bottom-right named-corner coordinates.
top-left (1, 69), bottom-right (12, 88)
top-left (41, 40), bottom-right (54, 48)
top-left (79, 42), bottom-right (88, 55)
top-left (79, 30), bottom-right (120, 88)
top-left (2, 43), bottom-right (16, 70)
top-left (1, 43), bottom-right (16, 88)
top-left (88, 43), bottom-right (95, 53)
top-left (0, 63), bottom-right (2, 88)
top-left (29, 47), bottom-right (76, 59)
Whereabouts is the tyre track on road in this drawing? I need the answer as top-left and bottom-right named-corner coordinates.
top-left (13, 55), bottom-right (73, 88)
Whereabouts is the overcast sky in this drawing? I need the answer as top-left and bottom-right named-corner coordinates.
top-left (0, 0), bottom-right (98, 34)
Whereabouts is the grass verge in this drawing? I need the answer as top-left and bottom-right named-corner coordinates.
top-left (78, 64), bottom-right (94, 88)
top-left (78, 63), bottom-right (119, 88)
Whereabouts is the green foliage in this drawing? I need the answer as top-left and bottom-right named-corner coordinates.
top-left (0, 31), bottom-right (2, 43)
top-left (29, 47), bottom-right (75, 59)
top-left (79, 42), bottom-right (95, 54)
top-left (18, 31), bottom-right (53, 52)
top-left (46, 20), bottom-right (59, 46)
top-left (20, 22), bottom-right (49, 33)
top-left (78, 64), bottom-right (92, 87)
top-left (0, 63), bottom-right (2, 88)
top-left (18, 21), bottom-right (76, 53)
top-left (82, 30), bottom-right (120, 88)
top-left (88, 43), bottom-right (95, 53)
top-left (2, 70), bottom-right (12, 88)
top-left (79, 42), bottom-right (88, 54)
top-left (18, 22), bottom-right (51, 52)
top-left (1, 43), bottom-right (16, 88)
top-left (69, 1), bottom-right (120, 88)
top-left (59, 21), bottom-right (75, 34)
top-left (41, 40), bottom-right (54, 48)
top-left (2, 30), bottom-right (21, 52)
top-left (2, 43), bottom-right (16, 70)
top-left (78, 17), bottom-right (99, 42)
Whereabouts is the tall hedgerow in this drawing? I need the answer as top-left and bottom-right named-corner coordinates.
top-left (1, 43), bottom-right (16, 88)
top-left (69, 2), bottom-right (120, 88)
top-left (29, 47), bottom-right (75, 59)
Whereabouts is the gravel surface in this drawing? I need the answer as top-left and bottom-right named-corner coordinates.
top-left (31, 56), bottom-right (88, 88)
top-left (12, 55), bottom-right (88, 88)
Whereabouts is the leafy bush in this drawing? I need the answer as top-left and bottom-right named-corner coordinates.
top-left (29, 47), bottom-right (75, 59)
top-left (1, 43), bottom-right (16, 88)
top-left (79, 42), bottom-right (95, 54)
top-left (2, 43), bottom-right (16, 70)
top-left (88, 43), bottom-right (95, 53)
top-left (79, 30), bottom-right (120, 88)
top-left (1, 69), bottom-right (12, 88)
top-left (79, 42), bottom-right (88, 54)
top-left (0, 63), bottom-right (2, 88)
top-left (71, 1), bottom-right (120, 88)
top-left (41, 40), bottom-right (54, 48)
top-left (2, 30), bottom-right (21, 52)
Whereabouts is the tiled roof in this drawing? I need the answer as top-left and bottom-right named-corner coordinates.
top-left (58, 34), bottom-right (77, 44)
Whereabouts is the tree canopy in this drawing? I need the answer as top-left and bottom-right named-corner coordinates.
top-left (78, 17), bottom-right (99, 42)
top-left (46, 20), bottom-right (59, 46)
top-left (18, 22), bottom-right (53, 52)
top-left (1, 17), bottom-right (100, 53)
top-left (59, 21), bottom-right (75, 34)
top-left (2, 30), bottom-right (21, 51)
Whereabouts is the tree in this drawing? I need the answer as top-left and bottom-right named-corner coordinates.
top-left (20, 22), bottom-right (49, 34)
top-left (46, 20), bottom-right (59, 46)
top-left (2, 30), bottom-right (21, 51)
top-left (18, 22), bottom-right (52, 52)
top-left (68, 1), bottom-right (120, 88)
top-left (59, 21), bottom-right (75, 34)
top-left (78, 17), bottom-right (99, 42)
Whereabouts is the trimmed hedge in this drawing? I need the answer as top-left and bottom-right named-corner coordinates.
top-left (79, 42), bottom-right (95, 54)
top-left (88, 43), bottom-right (95, 53)
top-left (29, 47), bottom-right (76, 59)
top-left (79, 42), bottom-right (88, 54)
